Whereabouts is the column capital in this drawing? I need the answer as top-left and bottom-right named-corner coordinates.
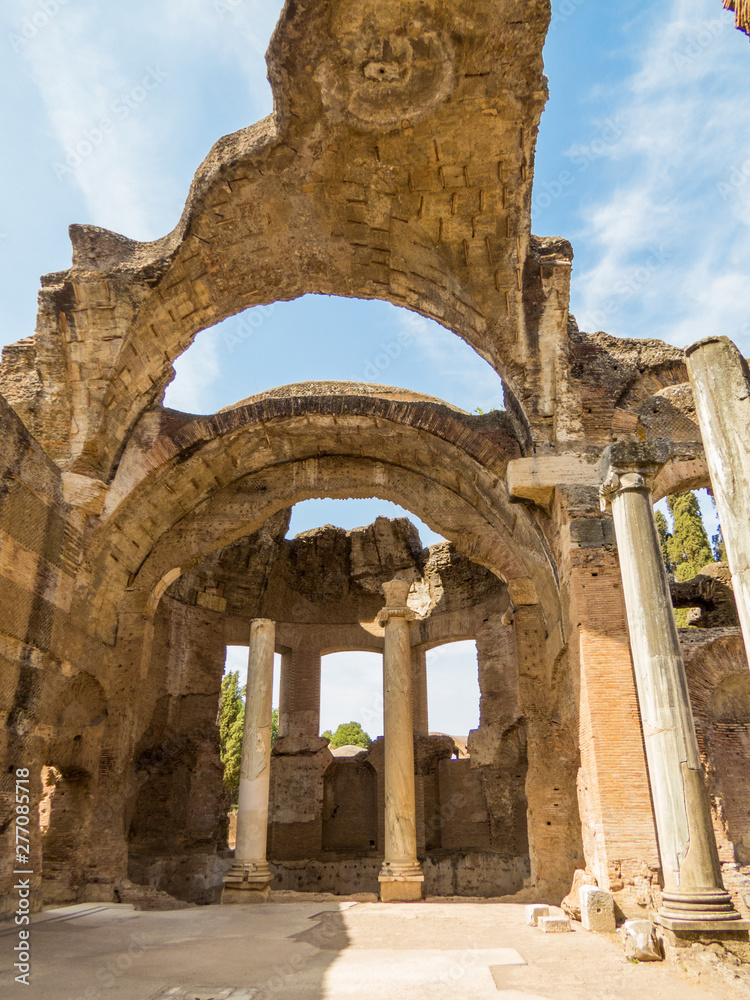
top-left (599, 441), bottom-right (674, 511)
top-left (599, 469), bottom-right (652, 511)
top-left (377, 606), bottom-right (417, 627)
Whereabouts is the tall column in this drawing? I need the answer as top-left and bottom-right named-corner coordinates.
top-left (686, 336), bottom-right (750, 667)
top-left (378, 579), bottom-right (424, 902)
top-left (222, 618), bottom-right (275, 904)
top-left (600, 444), bottom-right (746, 931)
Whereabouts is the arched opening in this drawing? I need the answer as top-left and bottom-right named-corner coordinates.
top-left (90, 398), bottom-right (566, 903)
top-left (425, 640), bottom-right (480, 742)
top-left (163, 296), bottom-right (506, 418)
top-left (320, 651), bottom-right (384, 741)
top-left (322, 758), bottom-right (378, 854)
top-left (39, 765), bottom-right (91, 906)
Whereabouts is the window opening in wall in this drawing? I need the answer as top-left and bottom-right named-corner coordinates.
top-left (320, 651), bottom-right (383, 743)
top-left (220, 647), bottom-right (282, 812)
top-left (426, 641), bottom-right (480, 743)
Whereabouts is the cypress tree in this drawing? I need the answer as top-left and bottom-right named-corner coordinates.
top-left (218, 671), bottom-right (244, 801)
top-left (666, 492), bottom-right (713, 583)
top-left (218, 674), bottom-right (279, 803)
top-left (654, 509), bottom-right (673, 577)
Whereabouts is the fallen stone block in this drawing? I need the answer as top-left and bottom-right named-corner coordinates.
top-left (539, 915), bottom-right (571, 933)
top-left (526, 904), bottom-right (549, 927)
top-left (561, 868), bottom-right (598, 921)
top-left (619, 919), bottom-right (662, 962)
top-left (580, 884), bottom-right (616, 933)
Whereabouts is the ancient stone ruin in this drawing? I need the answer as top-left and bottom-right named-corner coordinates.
top-left (1, 0), bottom-right (750, 954)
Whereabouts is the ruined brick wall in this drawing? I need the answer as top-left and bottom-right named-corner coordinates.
top-left (681, 628), bottom-right (750, 865)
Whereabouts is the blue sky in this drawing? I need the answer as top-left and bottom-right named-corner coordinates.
top-left (1, 1), bottom-right (746, 731)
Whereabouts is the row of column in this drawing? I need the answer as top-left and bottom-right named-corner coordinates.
top-left (222, 579), bottom-right (425, 903)
top-left (223, 338), bottom-right (750, 926)
top-left (595, 337), bottom-right (750, 931)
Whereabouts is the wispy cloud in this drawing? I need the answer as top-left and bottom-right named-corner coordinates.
top-left (571, 0), bottom-right (750, 353)
top-left (391, 307), bottom-right (505, 410)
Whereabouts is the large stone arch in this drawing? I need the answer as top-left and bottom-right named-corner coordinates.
top-left (74, 389), bottom-right (560, 642)
top-left (0, 0), bottom-right (562, 479)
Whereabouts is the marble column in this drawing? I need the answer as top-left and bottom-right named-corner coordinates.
top-left (686, 336), bottom-right (750, 668)
top-left (378, 579), bottom-right (424, 902)
top-left (222, 618), bottom-right (275, 903)
top-left (600, 444), bottom-right (746, 931)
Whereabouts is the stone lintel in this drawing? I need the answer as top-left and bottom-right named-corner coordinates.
top-left (506, 455), bottom-right (600, 507)
top-left (600, 440), bottom-right (704, 486)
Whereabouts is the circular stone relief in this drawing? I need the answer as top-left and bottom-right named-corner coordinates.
top-left (314, 3), bottom-right (456, 132)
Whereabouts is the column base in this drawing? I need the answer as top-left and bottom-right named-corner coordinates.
top-left (221, 860), bottom-right (273, 904)
top-left (658, 888), bottom-right (749, 932)
top-left (379, 861), bottom-right (424, 902)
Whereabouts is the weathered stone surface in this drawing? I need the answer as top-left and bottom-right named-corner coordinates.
top-left (561, 870), bottom-right (598, 921)
top-left (0, 0), bottom-right (748, 937)
top-left (620, 919), bottom-right (663, 962)
top-left (579, 884), bottom-right (616, 933)
top-left (539, 915), bottom-right (572, 933)
top-left (526, 904), bottom-right (550, 927)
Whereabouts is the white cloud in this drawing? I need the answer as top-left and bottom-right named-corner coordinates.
top-left (571, 0), bottom-right (750, 354)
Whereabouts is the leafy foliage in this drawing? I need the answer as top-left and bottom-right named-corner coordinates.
top-left (654, 509), bottom-right (672, 576)
top-left (218, 671), bottom-right (244, 801)
top-left (322, 721), bottom-right (372, 749)
top-left (665, 492), bottom-right (713, 582)
top-left (218, 671), bottom-right (279, 804)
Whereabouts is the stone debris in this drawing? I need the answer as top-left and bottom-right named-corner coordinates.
top-left (525, 904), bottom-right (549, 927)
top-left (538, 915), bottom-right (572, 934)
top-left (620, 920), bottom-right (663, 962)
top-left (579, 885), bottom-right (616, 933)
top-left (561, 869), bottom-right (598, 921)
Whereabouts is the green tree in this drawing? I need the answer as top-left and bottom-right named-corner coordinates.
top-left (666, 492), bottom-right (713, 583)
top-left (654, 509), bottom-right (673, 577)
top-left (218, 671), bottom-right (244, 801)
top-left (712, 526), bottom-right (727, 562)
top-left (322, 721), bottom-right (372, 750)
top-left (218, 672), bottom-right (279, 803)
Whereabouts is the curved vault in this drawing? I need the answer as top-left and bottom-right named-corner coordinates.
top-left (0, 0), bottom-right (564, 479)
top-left (73, 386), bottom-right (560, 643)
